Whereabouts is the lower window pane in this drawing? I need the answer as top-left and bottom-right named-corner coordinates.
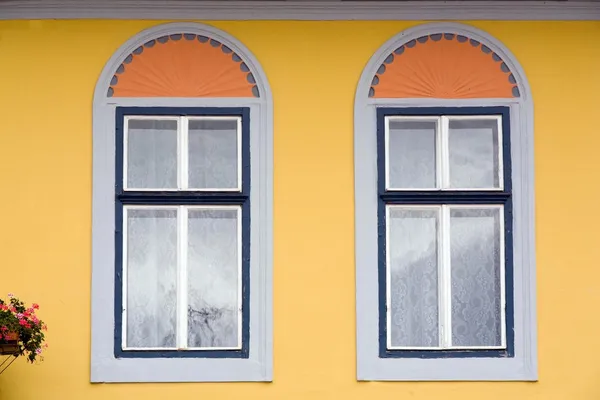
top-left (126, 209), bottom-right (178, 348)
top-left (450, 207), bottom-right (503, 348)
top-left (388, 207), bottom-right (439, 348)
top-left (187, 208), bottom-right (240, 349)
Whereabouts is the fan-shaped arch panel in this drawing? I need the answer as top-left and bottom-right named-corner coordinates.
top-left (370, 33), bottom-right (520, 99)
top-left (108, 33), bottom-right (259, 98)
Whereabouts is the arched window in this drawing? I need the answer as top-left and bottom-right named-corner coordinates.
top-left (91, 23), bottom-right (273, 383)
top-left (354, 23), bottom-right (536, 381)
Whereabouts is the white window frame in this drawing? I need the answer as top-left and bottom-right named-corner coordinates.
top-left (91, 22), bottom-right (273, 383)
top-left (121, 205), bottom-right (243, 352)
top-left (385, 204), bottom-right (506, 351)
top-left (123, 116), bottom-right (243, 192)
top-left (385, 115), bottom-right (504, 191)
top-left (354, 23), bottom-right (537, 381)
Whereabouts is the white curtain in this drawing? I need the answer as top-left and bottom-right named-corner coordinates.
top-left (126, 209), bottom-right (178, 348)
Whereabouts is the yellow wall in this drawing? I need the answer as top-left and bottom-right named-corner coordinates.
top-left (0, 19), bottom-right (599, 400)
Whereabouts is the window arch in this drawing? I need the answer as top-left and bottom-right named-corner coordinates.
top-left (354, 22), bottom-right (536, 381)
top-left (106, 32), bottom-right (261, 98)
top-left (91, 22), bottom-right (273, 383)
top-left (367, 32), bottom-right (522, 99)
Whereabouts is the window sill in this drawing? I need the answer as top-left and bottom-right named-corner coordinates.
top-left (91, 356), bottom-right (271, 383)
top-left (357, 355), bottom-right (537, 381)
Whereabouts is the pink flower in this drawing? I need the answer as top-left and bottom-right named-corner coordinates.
top-left (35, 348), bottom-right (42, 355)
top-left (16, 313), bottom-right (24, 319)
top-left (32, 304), bottom-right (39, 310)
top-left (7, 293), bottom-right (13, 298)
top-left (19, 319), bottom-right (28, 326)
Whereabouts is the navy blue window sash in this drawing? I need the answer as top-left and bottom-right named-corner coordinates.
top-left (377, 107), bottom-right (514, 359)
top-left (114, 107), bottom-right (250, 359)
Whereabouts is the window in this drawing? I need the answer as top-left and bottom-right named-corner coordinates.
top-left (91, 23), bottom-right (272, 383)
top-left (115, 109), bottom-right (250, 358)
top-left (354, 23), bottom-right (537, 382)
top-left (378, 108), bottom-right (513, 358)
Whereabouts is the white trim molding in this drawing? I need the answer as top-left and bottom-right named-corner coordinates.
top-left (0, 0), bottom-right (599, 21)
top-left (354, 22), bottom-right (537, 381)
top-left (91, 22), bottom-right (273, 383)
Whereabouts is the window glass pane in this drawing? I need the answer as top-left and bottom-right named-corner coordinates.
top-left (450, 207), bottom-right (502, 347)
top-left (387, 119), bottom-right (437, 189)
top-left (126, 119), bottom-right (178, 189)
top-left (187, 208), bottom-right (240, 348)
top-left (388, 207), bottom-right (439, 348)
top-left (188, 119), bottom-right (239, 190)
top-left (448, 119), bottom-right (500, 189)
top-left (126, 209), bottom-right (178, 348)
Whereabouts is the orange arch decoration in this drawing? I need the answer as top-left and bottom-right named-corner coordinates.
top-left (108, 34), bottom-right (259, 98)
top-left (370, 33), bottom-right (519, 99)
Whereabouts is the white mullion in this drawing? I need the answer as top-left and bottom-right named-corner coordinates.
top-left (440, 116), bottom-right (450, 189)
top-left (439, 205), bottom-right (453, 348)
top-left (180, 117), bottom-right (189, 190)
top-left (121, 206), bottom-right (129, 350)
top-left (176, 206), bottom-right (189, 349)
top-left (435, 117), bottom-right (443, 190)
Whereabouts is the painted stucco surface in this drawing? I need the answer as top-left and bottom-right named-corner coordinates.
top-left (0, 19), bottom-right (599, 399)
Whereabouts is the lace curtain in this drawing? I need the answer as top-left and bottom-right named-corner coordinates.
top-left (187, 209), bottom-right (239, 348)
top-left (448, 119), bottom-right (500, 189)
top-left (450, 208), bottom-right (502, 347)
top-left (127, 119), bottom-right (178, 189)
top-left (388, 120), bottom-right (437, 188)
top-left (388, 208), bottom-right (502, 348)
top-left (388, 209), bottom-right (439, 347)
top-left (127, 209), bottom-right (178, 348)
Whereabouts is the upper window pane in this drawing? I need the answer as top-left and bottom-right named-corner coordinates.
top-left (124, 116), bottom-right (241, 191)
top-left (448, 118), bottom-right (501, 189)
top-left (384, 115), bottom-right (503, 191)
top-left (126, 119), bottom-right (178, 189)
top-left (188, 119), bottom-right (239, 190)
top-left (387, 119), bottom-right (437, 189)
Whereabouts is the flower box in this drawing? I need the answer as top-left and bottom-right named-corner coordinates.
top-left (0, 332), bottom-right (19, 355)
top-left (0, 294), bottom-right (47, 363)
